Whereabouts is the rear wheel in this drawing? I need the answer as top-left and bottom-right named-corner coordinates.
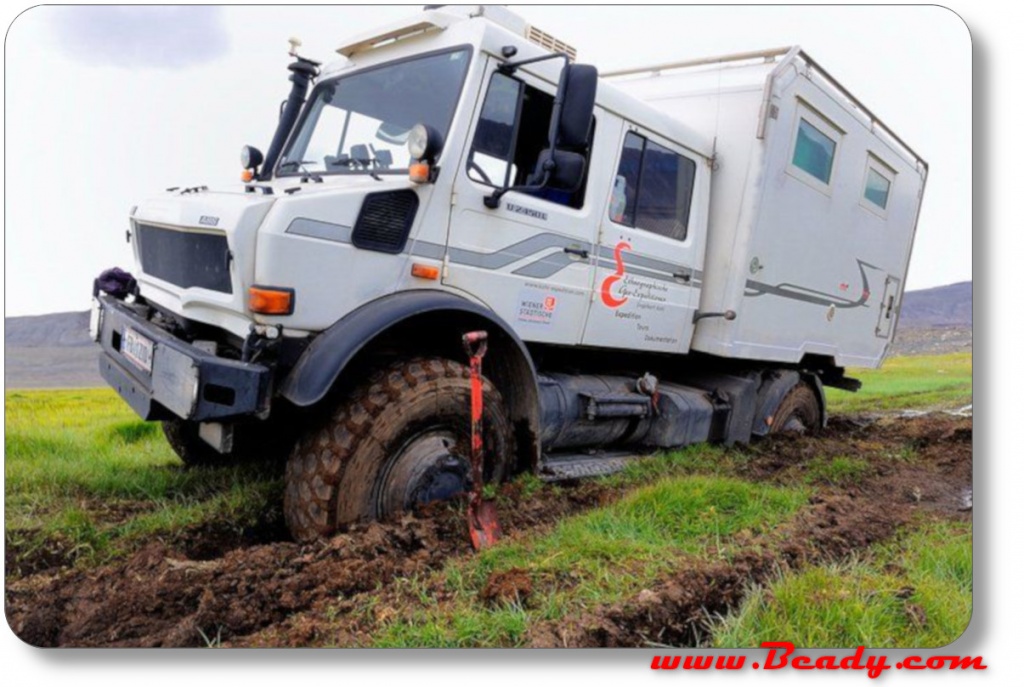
top-left (283, 357), bottom-right (516, 542)
top-left (768, 381), bottom-right (823, 434)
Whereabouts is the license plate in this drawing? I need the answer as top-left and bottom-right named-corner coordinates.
top-left (121, 327), bottom-right (154, 373)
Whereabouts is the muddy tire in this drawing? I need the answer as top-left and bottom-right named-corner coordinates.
top-left (284, 357), bottom-right (516, 542)
top-left (162, 418), bottom-right (295, 468)
top-left (768, 381), bottom-right (823, 434)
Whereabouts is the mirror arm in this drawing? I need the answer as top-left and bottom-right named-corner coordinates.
top-left (497, 51), bottom-right (570, 75)
top-left (483, 170), bottom-right (552, 209)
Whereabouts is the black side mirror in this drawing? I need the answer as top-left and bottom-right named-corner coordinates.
top-left (557, 64), bottom-right (598, 150)
top-left (528, 63), bottom-right (598, 191)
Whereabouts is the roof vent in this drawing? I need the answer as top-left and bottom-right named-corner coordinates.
top-left (526, 24), bottom-right (576, 61)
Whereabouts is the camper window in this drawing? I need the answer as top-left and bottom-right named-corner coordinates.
top-left (610, 131), bottom-right (696, 241)
top-left (864, 168), bottom-right (891, 208)
top-left (792, 118), bottom-right (837, 185)
top-left (862, 155), bottom-right (896, 215)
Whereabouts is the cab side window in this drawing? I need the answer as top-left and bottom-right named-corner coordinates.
top-left (467, 71), bottom-right (593, 209)
top-left (467, 72), bottom-right (522, 188)
top-left (610, 131), bottom-right (696, 241)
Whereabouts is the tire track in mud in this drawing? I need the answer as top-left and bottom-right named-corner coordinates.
top-left (5, 414), bottom-right (971, 648)
top-left (526, 491), bottom-right (910, 647)
top-left (5, 479), bottom-right (616, 647)
top-left (527, 415), bottom-right (973, 648)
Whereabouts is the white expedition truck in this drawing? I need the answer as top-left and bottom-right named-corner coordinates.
top-left (92, 6), bottom-right (927, 541)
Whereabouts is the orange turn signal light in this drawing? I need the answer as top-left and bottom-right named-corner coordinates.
top-left (409, 162), bottom-right (431, 184)
top-left (411, 263), bottom-right (440, 280)
top-left (241, 169), bottom-right (255, 182)
top-left (249, 286), bottom-right (294, 315)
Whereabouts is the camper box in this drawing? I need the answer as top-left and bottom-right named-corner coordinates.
top-left (606, 47), bottom-right (928, 369)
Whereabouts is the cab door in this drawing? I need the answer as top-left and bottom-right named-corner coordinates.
top-left (443, 61), bottom-right (604, 345)
top-left (582, 125), bottom-right (705, 353)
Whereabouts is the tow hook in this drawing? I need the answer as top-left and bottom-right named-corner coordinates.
top-left (462, 330), bottom-right (502, 550)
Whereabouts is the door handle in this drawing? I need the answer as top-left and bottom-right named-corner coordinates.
top-left (564, 246), bottom-right (589, 260)
top-left (673, 270), bottom-right (692, 283)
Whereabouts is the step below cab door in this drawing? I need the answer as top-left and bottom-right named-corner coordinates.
top-left (583, 125), bottom-right (707, 353)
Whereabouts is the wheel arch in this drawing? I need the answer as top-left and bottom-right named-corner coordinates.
top-left (752, 368), bottom-right (827, 437)
top-left (280, 290), bottom-right (541, 472)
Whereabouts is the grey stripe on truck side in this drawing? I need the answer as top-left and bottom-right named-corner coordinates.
top-left (283, 218), bottom-right (698, 285)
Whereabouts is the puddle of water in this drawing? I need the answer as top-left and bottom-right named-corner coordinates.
top-left (946, 404), bottom-right (973, 417)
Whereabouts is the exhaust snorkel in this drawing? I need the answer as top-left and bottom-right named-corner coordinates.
top-left (259, 38), bottom-right (321, 181)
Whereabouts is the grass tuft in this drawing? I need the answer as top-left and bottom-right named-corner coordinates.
top-left (803, 455), bottom-right (872, 486)
top-left (710, 521), bottom-right (972, 648)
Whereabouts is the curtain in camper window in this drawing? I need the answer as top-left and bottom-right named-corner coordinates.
top-left (792, 118), bottom-right (836, 184)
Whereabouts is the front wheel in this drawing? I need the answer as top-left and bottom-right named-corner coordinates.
top-left (283, 357), bottom-right (516, 542)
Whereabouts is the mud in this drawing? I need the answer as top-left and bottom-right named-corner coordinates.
top-left (5, 413), bottom-right (971, 648)
top-left (5, 469), bottom-right (617, 647)
top-left (480, 568), bottom-right (533, 607)
top-left (8, 515), bottom-right (464, 647)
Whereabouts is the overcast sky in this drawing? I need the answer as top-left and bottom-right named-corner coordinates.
top-left (4, 5), bottom-right (970, 316)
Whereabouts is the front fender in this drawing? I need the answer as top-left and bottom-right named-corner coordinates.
top-left (280, 289), bottom-right (542, 470)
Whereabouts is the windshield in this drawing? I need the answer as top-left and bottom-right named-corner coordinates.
top-left (278, 47), bottom-right (472, 176)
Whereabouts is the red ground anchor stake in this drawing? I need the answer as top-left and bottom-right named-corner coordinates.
top-left (462, 330), bottom-right (502, 550)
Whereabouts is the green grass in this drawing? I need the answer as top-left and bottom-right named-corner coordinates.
top-left (826, 352), bottom-right (972, 413)
top-left (803, 455), bottom-right (873, 487)
top-left (710, 521), bottom-right (972, 648)
top-left (372, 475), bottom-right (808, 647)
top-left (5, 389), bottom-right (281, 568)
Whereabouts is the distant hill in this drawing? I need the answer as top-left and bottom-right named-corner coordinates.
top-left (897, 281), bottom-right (972, 329)
top-left (3, 282), bottom-right (972, 389)
top-left (5, 310), bottom-right (100, 388)
top-left (5, 310), bottom-right (92, 348)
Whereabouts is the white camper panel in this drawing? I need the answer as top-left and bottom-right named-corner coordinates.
top-left (607, 48), bottom-right (927, 368)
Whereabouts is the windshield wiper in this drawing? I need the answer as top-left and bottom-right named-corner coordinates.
top-left (280, 160), bottom-right (323, 183)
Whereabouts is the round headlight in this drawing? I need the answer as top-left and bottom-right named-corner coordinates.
top-left (241, 145), bottom-right (264, 170)
top-left (407, 124), bottom-right (440, 162)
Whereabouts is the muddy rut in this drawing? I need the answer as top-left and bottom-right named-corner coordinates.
top-left (5, 413), bottom-right (971, 648)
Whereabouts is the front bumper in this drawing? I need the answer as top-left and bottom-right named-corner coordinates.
top-left (96, 296), bottom-right (271, 422)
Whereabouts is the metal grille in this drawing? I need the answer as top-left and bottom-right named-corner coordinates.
top-left (526, 25), bottom-right (577, 62)
top-left (351, 190), bottom-right (420, 254)
top-left (135, 223), bottom-right (233, 293)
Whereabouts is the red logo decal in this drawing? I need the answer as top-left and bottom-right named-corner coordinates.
top-left (543, 296), bottom-right (557, 312)
top-left (601, 241), bottom-right (631, 308)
